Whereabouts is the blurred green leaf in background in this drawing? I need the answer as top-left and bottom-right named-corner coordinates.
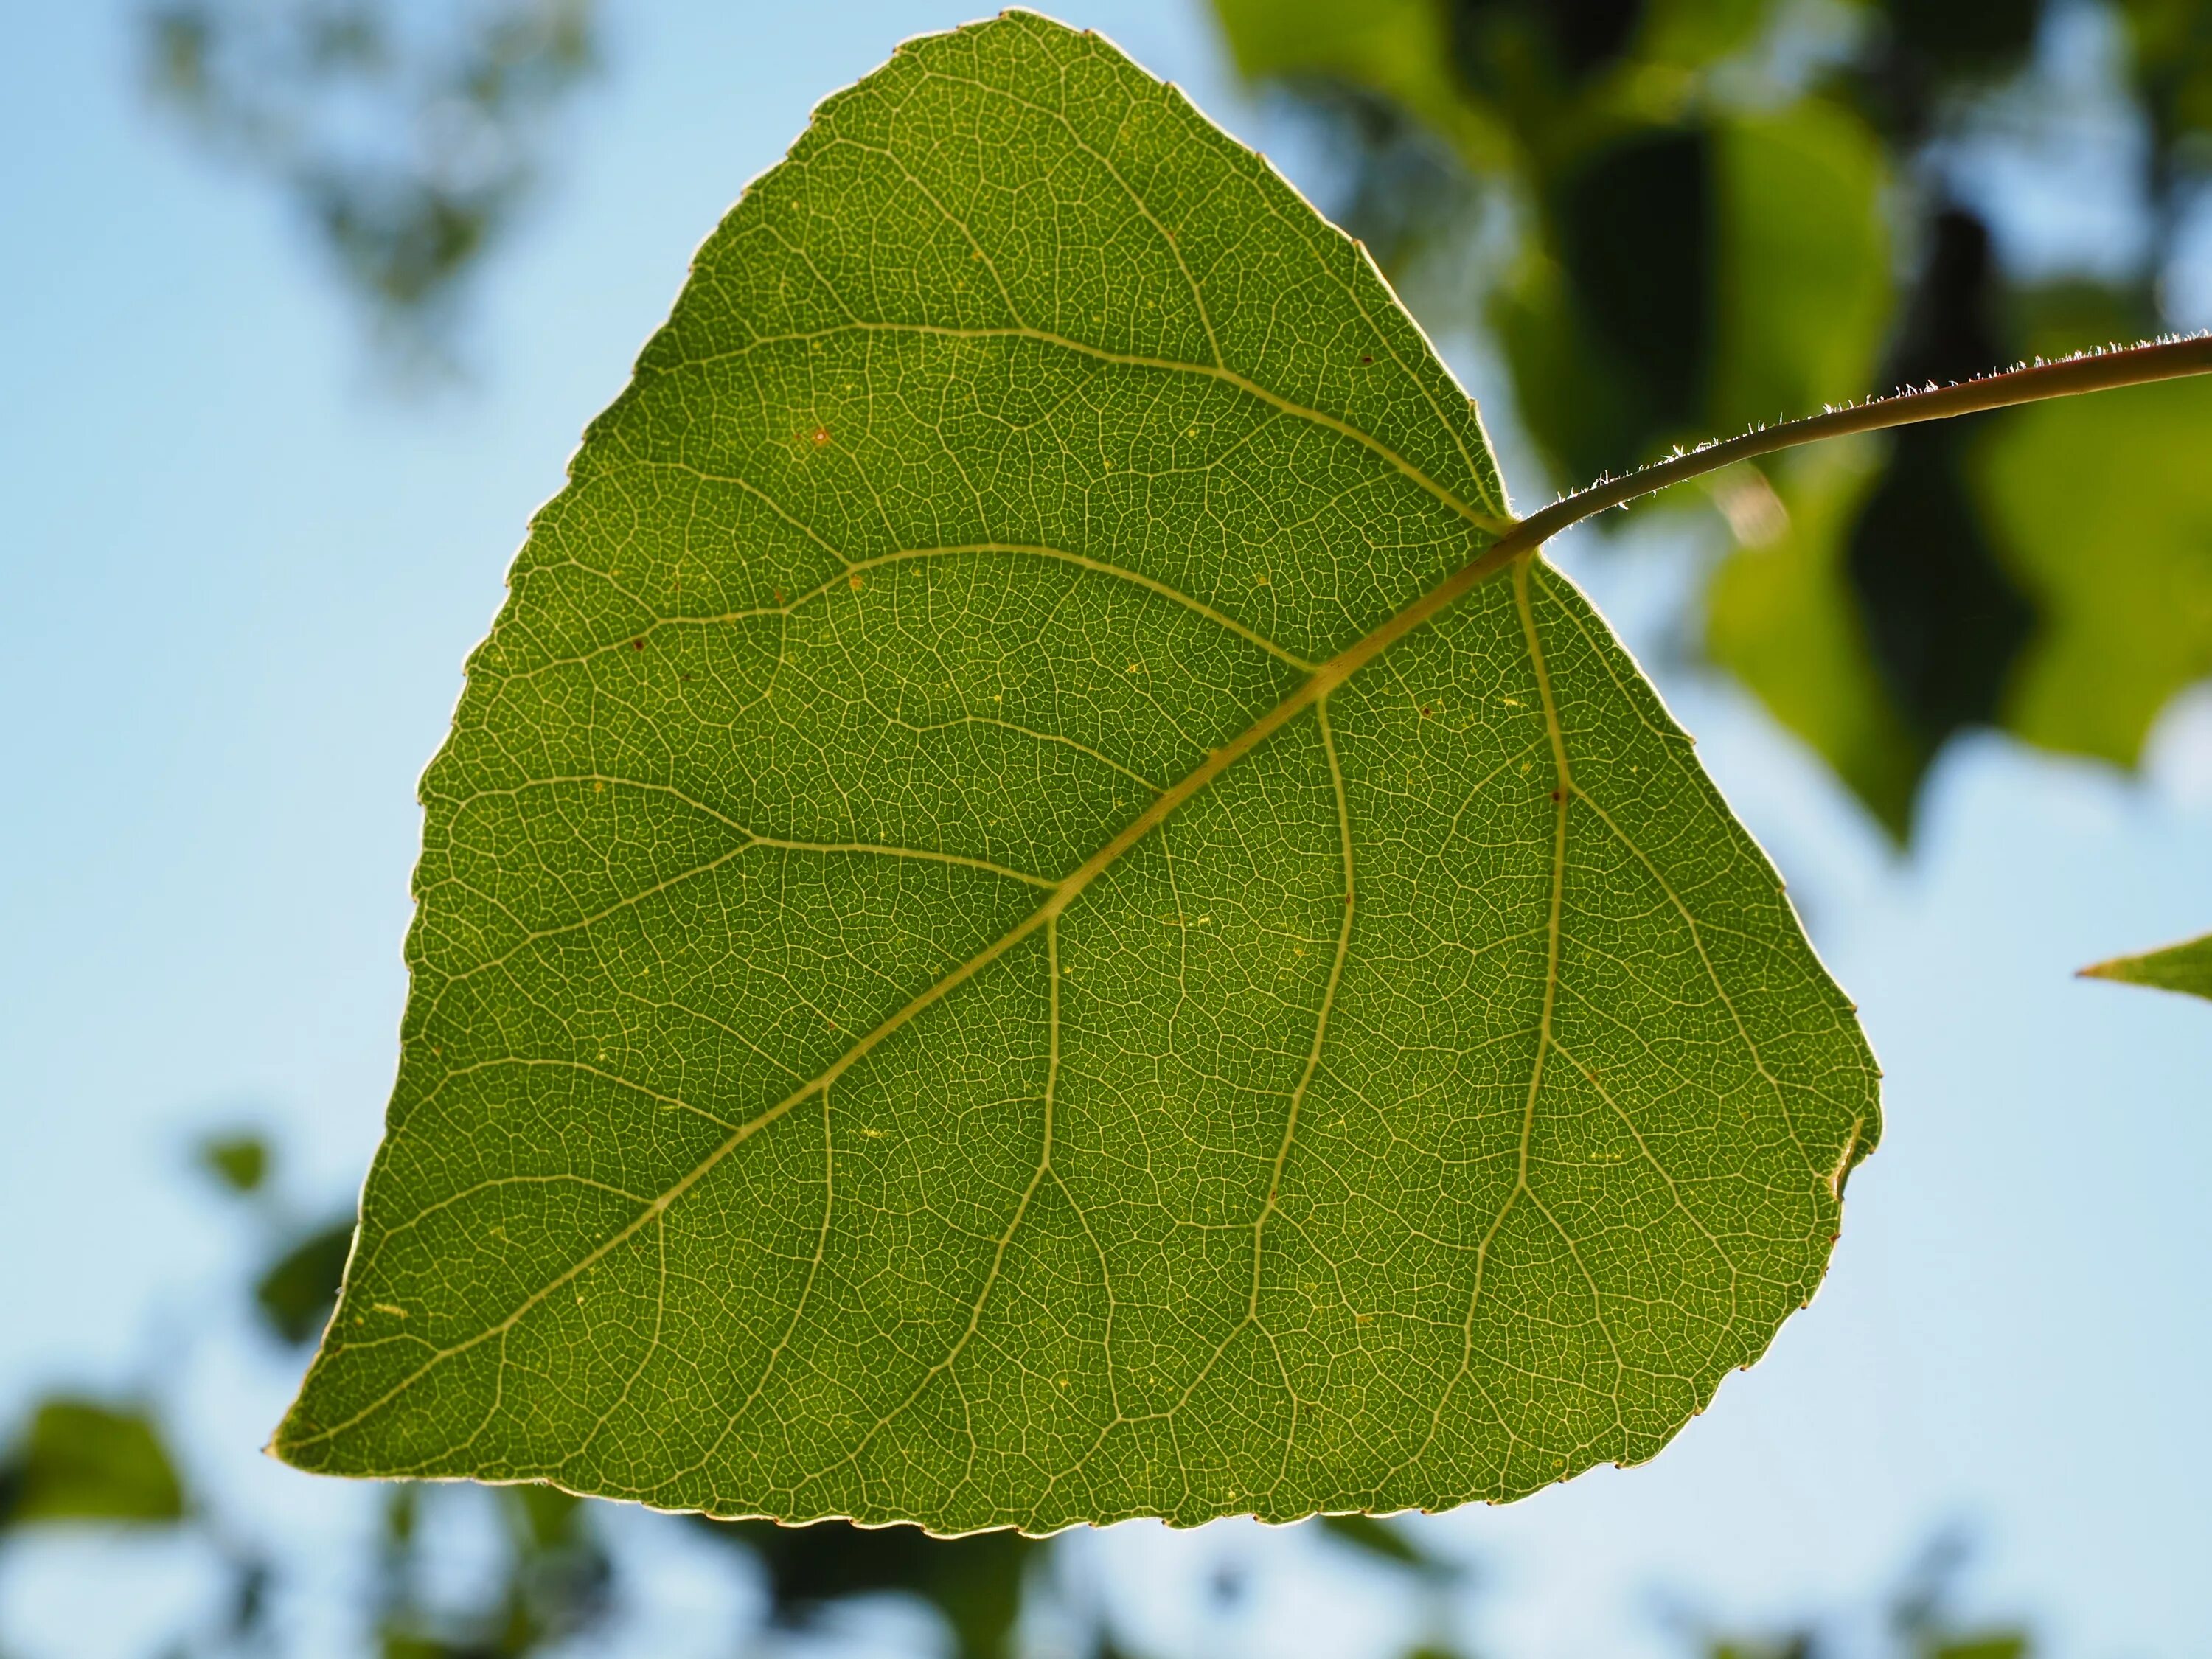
top-left (700, 1517), bottom-right (1040, 1659)
top-left (0, 1399), bottom-right (184, 1529)
top-left (254, 1221), bottom-right (355, 1347)
top-left (142, 0), bottom-right (600, 370)
top-left (1214, 0), bottom-right (2212, 838)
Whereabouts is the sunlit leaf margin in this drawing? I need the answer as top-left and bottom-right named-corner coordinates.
top-left (271, 9), bottom-right (1887, 1534)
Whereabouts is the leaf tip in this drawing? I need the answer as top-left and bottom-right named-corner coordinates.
top-left (2075, 953), bottom-right (2161, 989)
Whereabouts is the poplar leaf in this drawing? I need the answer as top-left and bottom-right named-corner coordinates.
top-left (275, 10), bottom-right (1877, 1534)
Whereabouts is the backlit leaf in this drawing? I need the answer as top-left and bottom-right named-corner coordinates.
top-left (275, 10), bottom-right (1878, 1534)
top-left (1704, 441), bottom-right (1924, 836)
top-left (2079, 931), bottom-right (2212, 1001)
top-left (1714, 373), bottom-right (2212, 837)
top-left (257, 1218), bottom-right (357, 1345)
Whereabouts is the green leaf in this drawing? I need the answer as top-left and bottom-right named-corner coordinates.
top-left (1976, 376), bottom-right (2212, 768)
top-left (1704, 442), bottom-right (1926, 838)
top-left (1705, 106), bottom-right (1893, 437)
top-left (256, 1218), bottom-right (357, 1345)
top-left (274, 10), bottom-right (1877, 1532)
top-left (372, 1482), bottom-right (614, 1655)
top-left (703, 1515), bottom-right (1036, 1659)
top-left (1223, 0), bottom-right (1896, 490)
top-left (198, 1130), bottom-right (271, 1194)
top-left (1722, 370), bottom-right (2212, 838)
top-left (2079, 931), bottom-right (2212, 1001)
top-left (1924, 1637), bottom-right (2031, 1659)
top-left (1495, 102), bottom-right (1891, 487)
top-left (1315, 1512), bottom-right (1436, 1571)
top-left (0, 1397), bottom-right (186, 1528)
top-left (1210, 0), bottom-right (1512, 173)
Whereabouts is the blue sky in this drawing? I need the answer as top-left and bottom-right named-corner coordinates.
top-left (3, 4), bottom-right (2210, 1656)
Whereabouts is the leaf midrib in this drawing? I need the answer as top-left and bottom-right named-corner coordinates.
top-left (282, 487), bottom-right (1540, 1458)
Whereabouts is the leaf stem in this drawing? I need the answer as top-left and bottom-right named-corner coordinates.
top-left (1467, 333), bottom-right (2212, 577)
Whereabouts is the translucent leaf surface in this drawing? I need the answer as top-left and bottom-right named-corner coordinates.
top-left (276, 10), bottom-right (1878, 1532)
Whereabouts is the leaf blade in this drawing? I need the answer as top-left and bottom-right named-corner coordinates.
top-left (2079, 931), bottom-right (2212, 1001)
top-left (276, 9), bottom-right (1877, 1534)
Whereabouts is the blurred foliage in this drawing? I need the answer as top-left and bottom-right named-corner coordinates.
top-left (1687, 1532), bottom-right (2032, 1658)
top-left (699, 1514), bottom-right (1039, 1658)
top-left (198, 1131), bottom-right (271, 1195)
top-left (372, 1481), bottom-right (612, 1659)
top-left (0, 1399), bottom-right (184, 1528)
top-left (1317, 1512), bottom-right (1441, 1571)
top-left (51, 0), bottom-right (2192, 1640)
top-left (1980, 364), bottom-right (2212, 760)
top-left (1888, 1534), bottom-right (2034, 1659)
top-left (142, 0), bottom-right (599, 368)
top-left (193, 1127), bottom-right (355, 1344)
top-left (1214, 0), bottom-right (2212, 837)
top-left (254, 1220), bottom-right (355, 1345)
